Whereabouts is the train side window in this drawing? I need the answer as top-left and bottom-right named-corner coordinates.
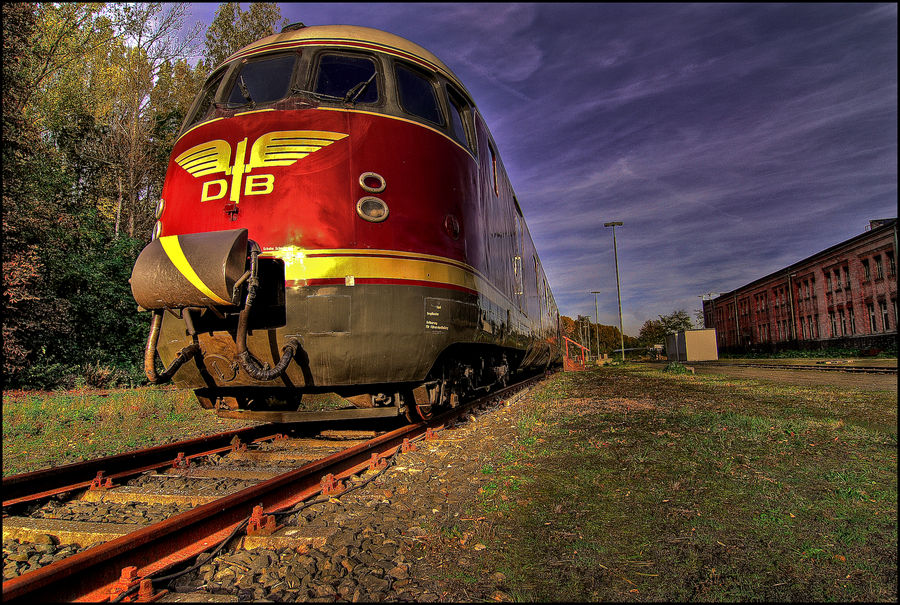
top-left (225, 54), bottom-right (296, 106)
top-left (490, 144), bottom-right (499, 196)
top-left (446, 85), bottom-right (474, 151)
top-left (395, 62), bottom-right (443, 125)
top-left (184, 68), bottom-right (227, 129)
top-left (314, 53), bottom-right (379, 103)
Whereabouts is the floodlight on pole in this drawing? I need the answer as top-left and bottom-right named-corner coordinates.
top-left (591, 291), bottom-right (601, 360)
top-left (604, 221), bottom-right (625, 362)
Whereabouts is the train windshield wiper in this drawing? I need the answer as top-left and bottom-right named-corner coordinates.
top-left (343, 72), bottom-right (376, 103)
top-left (237, 75), bottom-right (254, 106)
top-left (213, 101), bottom-right (253, 110)
top-left (291, 87), bottom-right (345, 103)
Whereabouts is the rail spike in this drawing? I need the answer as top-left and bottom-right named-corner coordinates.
top-left (320, 473), bottom-right (345, 496)
top-left (369, 452), bottom-right (387, 471)
top-left (247, 504), bottom-right (280, 536)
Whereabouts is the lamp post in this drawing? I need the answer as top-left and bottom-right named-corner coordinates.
top-left (604, 221), bottom-right (625, 362)
top-left (591, 290), bottom-right (601, 360)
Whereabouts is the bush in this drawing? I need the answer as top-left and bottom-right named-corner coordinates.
top-left (662, 362), bottom-right (691, 374)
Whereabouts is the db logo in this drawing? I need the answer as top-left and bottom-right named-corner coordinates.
top-left (175, 130), bottom-right (348, 203)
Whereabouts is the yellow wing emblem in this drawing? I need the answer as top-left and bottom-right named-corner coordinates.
top-left (174, 140), bottom-right (232, 177)
top-left (248, 130), bottom-right (348, 169)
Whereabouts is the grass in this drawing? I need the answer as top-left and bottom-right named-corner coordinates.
top-left (469, 365), bottom-right (897, 601)
top-left (2, 388), bottom-right (370, 477)
top-left (1, 387), bottom-right (258, 477)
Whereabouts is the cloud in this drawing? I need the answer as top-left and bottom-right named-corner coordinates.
top-left (188, 4), bottom-right (896, 335)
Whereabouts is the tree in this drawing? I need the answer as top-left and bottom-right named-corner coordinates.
top-left (638, 309), bottom-right (694, 346)
top-left (694, 307), bottom-right (706, 328)
top-left (560, 315), bottom-right (633, 355)
top-left (106, 3), bottom-right (201, 239)
top-left (203, 2), bottom-right (287, 68)
top-left (660, 309), bottom-right (693, 334)
top-left (2, 2), bottom-right (203, 387)
top-left (638, 319), bottom-right (667, 346)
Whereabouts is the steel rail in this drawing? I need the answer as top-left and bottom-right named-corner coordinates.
top-left (2, 424), bottom-right (293, 507)
top-left (1, 374), bottom-right (544, 603)
top-left (694, 362), bottom-right (897, 374)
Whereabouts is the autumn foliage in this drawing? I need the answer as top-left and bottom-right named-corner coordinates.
top-left (2, 3), bottom-right (286, 388)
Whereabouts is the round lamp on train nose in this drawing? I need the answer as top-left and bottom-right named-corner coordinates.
top-left (356, 196), bottom-right (389, 222)
top-left (155, 198), bottom-right (165, 219)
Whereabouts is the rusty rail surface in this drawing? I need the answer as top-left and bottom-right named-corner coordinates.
top-left (2, 374), bottom-right (545, 603)
top-left (2, 423), bottom-right (295, 507)
top-left (693, 361), bottom-right (897, 374)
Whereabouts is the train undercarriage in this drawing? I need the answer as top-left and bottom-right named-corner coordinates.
top-left (195, 345), bottom-right (520, 423)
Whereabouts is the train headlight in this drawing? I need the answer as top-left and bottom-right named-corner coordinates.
top-left (151, 221), bottom-right (163, 240)
top-left (358, 172), bottom-right (386, 193)
top-left (356, 196), bottom-right (389, 223)
top-left (155, 198), bottom-right (165, 219)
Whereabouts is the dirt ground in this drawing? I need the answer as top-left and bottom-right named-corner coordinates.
top-left (643, 362), bottom-right (897, 392)
top-left (692, 365), bottom-right (897, 392)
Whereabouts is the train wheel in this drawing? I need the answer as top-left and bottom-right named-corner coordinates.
top-left (401, 389), bottom-right (435, 423)
top-left (403, 402), bottom-right (434, 423)
top-left (415, 403), bottom-right (435, 421)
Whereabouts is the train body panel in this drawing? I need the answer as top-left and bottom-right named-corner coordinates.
top-left (134, 25), bottom-right (560, 413)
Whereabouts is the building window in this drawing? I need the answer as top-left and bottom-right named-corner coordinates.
top-left (875, 256), bottom-right (884, 280)
top-left (848, 306), bottom-right (855, 334)
top-left (888, 251), bottom-right (896, 277)
top-left (814, 314), bottom-right (819, 338)
top-left (843, 266), bottom-right (850, 290)
top-left (880, 300), bottom-right (890, 331)
top-left (868, 303), bottom-right (877, 332)
top-left (839, 309), bottom-right (846, 336)
top-left (829, 312), bottom-right (837, 338)
top-left (807, 316), bottom-right (814, 340)
top-left (826, 274), bottom-right (832, 292)
top-left (862, 259), bottom-right (870, 281)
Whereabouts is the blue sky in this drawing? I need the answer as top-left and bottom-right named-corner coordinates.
top-left (184, 3), bottom-right (897, 335)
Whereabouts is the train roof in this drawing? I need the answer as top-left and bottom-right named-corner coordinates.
top-left (222, 24), bottom-right (473, 101)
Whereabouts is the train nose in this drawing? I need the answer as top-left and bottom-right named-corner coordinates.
top-left (130, 229), bottom-right (250, 310)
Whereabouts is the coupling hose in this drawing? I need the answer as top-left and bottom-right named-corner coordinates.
top-left (144, 310), bottom-right (201, 384)
top-left (234, 240), bottom-right (300, 381)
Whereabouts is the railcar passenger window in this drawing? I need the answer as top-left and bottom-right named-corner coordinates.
top-left (490, 144), bottom-right (499, 196)
top-left (225, 54), bottom-right (296, 106)
top-left (315, 54), bottom-right (379, 103)
top-left (395, 63), bottom-right (443, 125)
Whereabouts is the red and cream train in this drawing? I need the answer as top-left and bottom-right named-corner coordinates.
top-left (131, 24), bottom-right (561, 421)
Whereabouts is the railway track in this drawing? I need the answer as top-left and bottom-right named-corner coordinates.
top-left (2, 373), bottom-right (545, 602)
top-left (695, 361), bottom-right (897, 374)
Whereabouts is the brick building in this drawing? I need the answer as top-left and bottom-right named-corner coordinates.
top-left (703, 219), bottom-right (897, 352)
